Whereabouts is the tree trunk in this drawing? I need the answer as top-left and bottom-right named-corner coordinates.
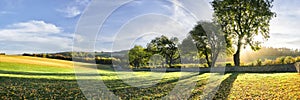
top-left (211, 51), bottom-right (219, 67)
top-left (233, 52), bottom-right (240, 66)
top-left (169, 56), bottom-right (173, 68)
top-left (234, 40), bottom-right (242, 66)
top-left (165, 57), bottom-right (168, 67)
top-left (204, 49), bottom-right (211, 67)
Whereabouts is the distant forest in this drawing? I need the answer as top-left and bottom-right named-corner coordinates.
top-left (22, 51), bottom-right (127, 65)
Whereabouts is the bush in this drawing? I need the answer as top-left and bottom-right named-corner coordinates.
top-left (95, 57), bottom-right (113, 65)
top-left (256, 59), bottom-right (262, 66)
top-left (295, 56), bottom-right (300, 62)
top-left (225, 63), bottom-right (232, 67)
top-left (23, 53), bottom-right (33, 56)
top-left (284, 56), bottom-right (295, 64)
top-left (263, 59), bottom-right (274, 65)
top-left (275, 57), bottom-right (285, 64)
top-left (171, 64), bottom-right (182, 68)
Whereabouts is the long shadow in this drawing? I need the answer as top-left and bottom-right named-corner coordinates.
top-left (0, 71), bottom-right (203, 99)
top-left (0, 76), bottom-right (86, 99)
top-left (107, 72), bottom-right (203, 99)
top-left (75, 64), bottom-right (115, 71)
top-left (112, 72), bottom-right (202, 89)
top-left (0, 70), bottom-right (114, 76)
top-left (213, 73), bottom-right (239, 99)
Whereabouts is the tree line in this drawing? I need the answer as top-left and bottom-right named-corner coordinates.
top-left (128, 22), bottom-right (225, 68)
top-left (129, 0), bottom-right (277, 68)
top-left (22, 52), bottom-right (121, 65)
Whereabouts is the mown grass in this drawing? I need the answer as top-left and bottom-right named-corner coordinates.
top-left (223, 73), bottom-right (300, 99)
top-left (0, 55), bottom-right (300, 99)
top-left (0, 62), bottom-right (73, 73)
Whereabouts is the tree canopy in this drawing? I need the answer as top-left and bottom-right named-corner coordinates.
top-left (147, 35), bottom-right (179, 67)
top-left (189, 22), bottom-right (225, 67)
top-left (212, 0), bottom-right (276, 66)
top-left (128, 45), bottom-right (150, 68)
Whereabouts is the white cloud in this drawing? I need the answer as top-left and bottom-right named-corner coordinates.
top-left (169, 0), bottom-right (199, 31)
top-left (104, 14), bottom-right (190, 51)
top-left (58, 0), bottom-right (91, 18)
top-left (264, 0), bottom-right (300, 49)
top-left (0, 20), bottom-right (72, 54)
top-left (7, 20), bottom-right (61, 33)
top-left (74, 0), bottom-right (212, 52)
top-left (58, 6), bottom-right (81, 18)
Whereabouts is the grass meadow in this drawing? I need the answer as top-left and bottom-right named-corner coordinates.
top-left (0, 55), bottom-right (300, 99)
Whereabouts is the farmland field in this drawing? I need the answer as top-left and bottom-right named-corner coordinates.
top-left (0, 55), bottom-right (300, 99)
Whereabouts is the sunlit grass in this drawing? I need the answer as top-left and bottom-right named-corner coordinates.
top-left (1, 55), bottom-right (300, 99)
top-left (225, 73), bottom-right (300, 99)
top-left (0, 55), bottom-right (73, 68)
top-left (0, 62), bottom-right (73, 73)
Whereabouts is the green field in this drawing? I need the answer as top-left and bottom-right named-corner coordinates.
top-left (0, 55), bottom-right (300, 99)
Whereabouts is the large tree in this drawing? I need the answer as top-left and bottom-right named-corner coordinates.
top-left (147, 35), bottom-right (179, 67)
top-left (178, 36), bottom-right (199, 64)
top-left (189, 22), bottom-right (225, 67)
top-left (212, 0), bottom-right (276, 66)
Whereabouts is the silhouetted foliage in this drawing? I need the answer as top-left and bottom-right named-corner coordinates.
top-left (189, 21), bottom-right (225, 67)
top-left (147, 35), bottom-right (180, 67)
top-left (212, 0), bottom-right (276, 66)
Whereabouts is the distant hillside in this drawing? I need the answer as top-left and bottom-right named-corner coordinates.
top-left (21, 50), bottom-right (129, 65)
top-left (52, 50), bottom-right (128, 58)
top-left (241, 47), bottom-right (300, 63)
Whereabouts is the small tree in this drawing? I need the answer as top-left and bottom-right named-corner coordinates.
top-left (147, 35), bottom-right (179, 67)
top-left (178, 36), bottom-right (199, 64)
top-left (128, 45), bottom-right (149, 68)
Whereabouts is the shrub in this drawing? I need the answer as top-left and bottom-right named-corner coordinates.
top-left (275, 56), bottom-right (285, 64)
top-left (225, 63), bottom-right (232, 67)
top-left (250, 62), bottom-right (255, 66)
top-left (172, 64), bottom-right (182, 68)
top-left (263, 59), bottom-right (273, 65)
top-left (95, 57), bottom-right (113, 65)
top-left (284, 56), bottom-right (295, 64)
top-left (295, 56), bottom-right (300, 62)
top-left (23, 53), bottom-right (33, 56)
top-left (256, 59), bottom-right (262, 66)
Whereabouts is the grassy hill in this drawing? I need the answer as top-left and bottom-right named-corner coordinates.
top-left (0, 55), bottom-right (300, 99)
top-left (0, 55), bottom-right (74, 73)
top-left (1, 55), bottom-right (73, 65)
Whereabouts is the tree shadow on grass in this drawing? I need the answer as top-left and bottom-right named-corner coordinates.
top-left (106, 72), bottom-right (203, 99)
top-left (0, 70), bottom-right (114, 76)
top-left (0, 76), bottom-right (86, 99)
top-left (0, 69), bottom-right (203, 99)
top-left (213, 73), bottom-right (239, 99)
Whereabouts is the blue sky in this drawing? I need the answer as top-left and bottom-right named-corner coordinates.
top-left (0, 0), bottom-right (300, 54)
